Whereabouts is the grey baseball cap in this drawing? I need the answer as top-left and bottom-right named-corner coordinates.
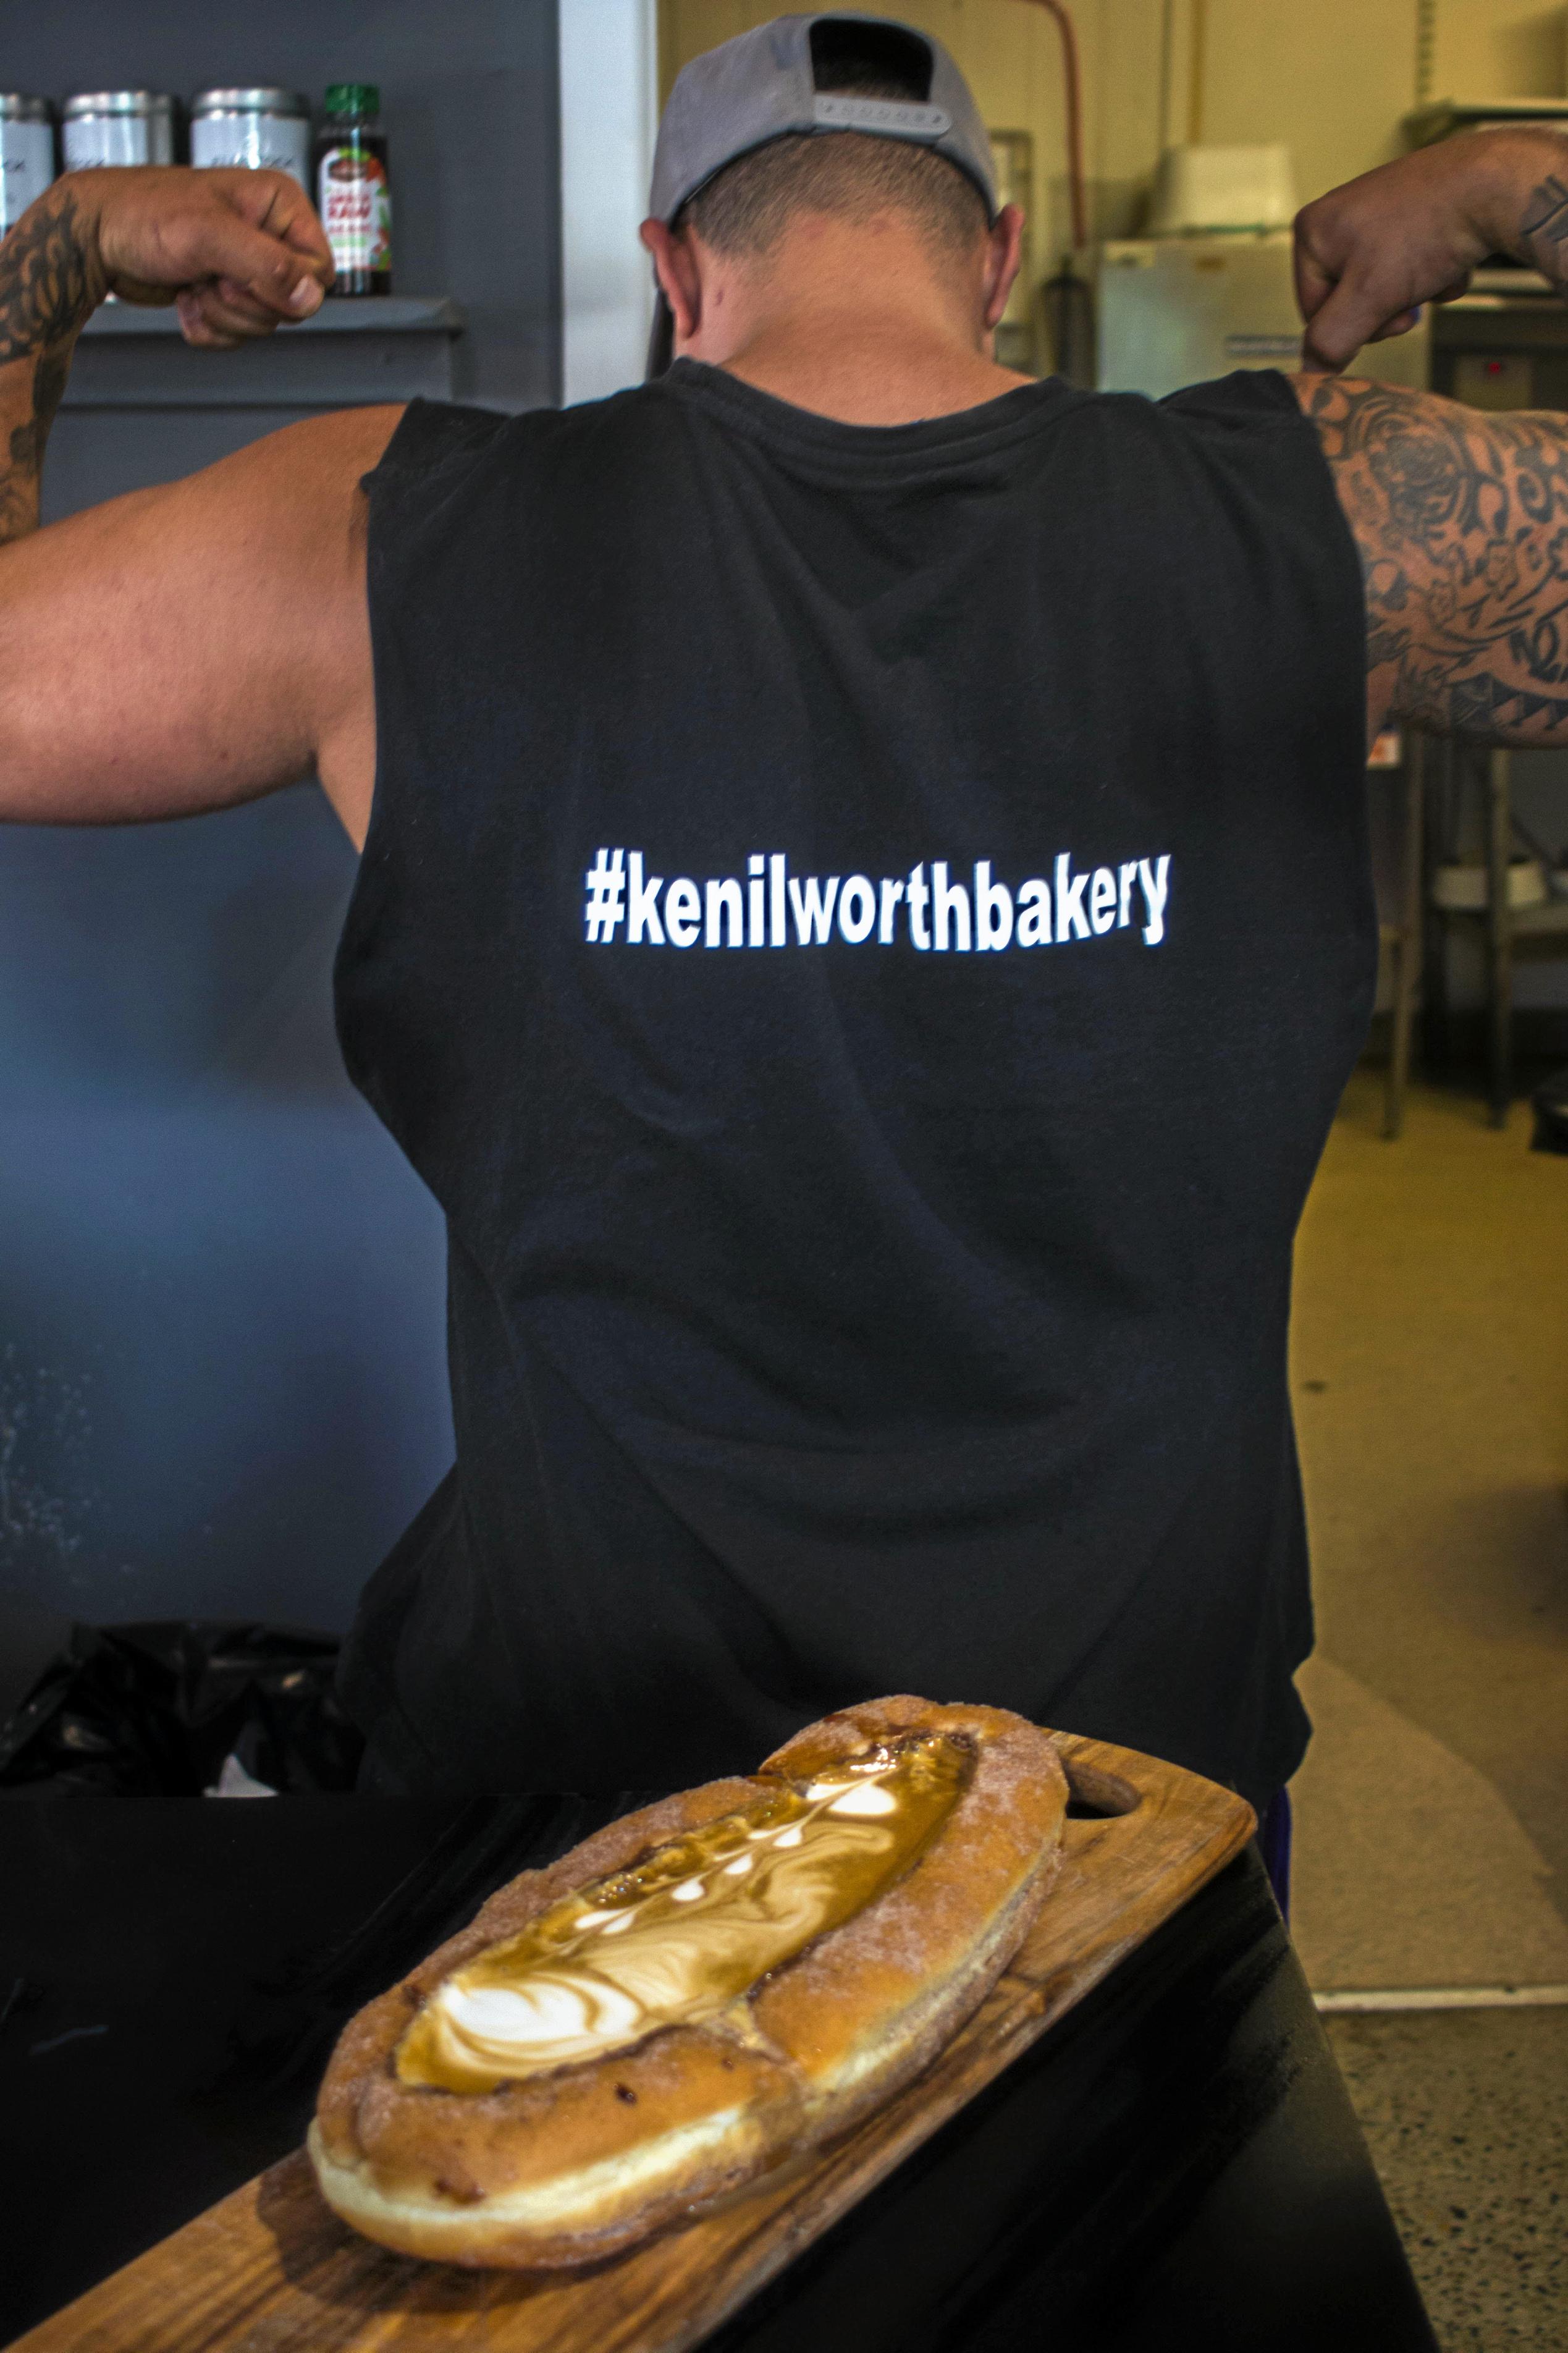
top-left (646, 12), bottom-right (998, 376)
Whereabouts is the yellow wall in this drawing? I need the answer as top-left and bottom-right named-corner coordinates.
top-left (661, 0), bottom-right (1170, 264)
top-left (1432, 0), bottom-right (1566, 98)
top-left (660, 1), bottom-right (1568, 268)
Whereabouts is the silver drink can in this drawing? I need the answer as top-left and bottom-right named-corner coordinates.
top-left (62, 91), bottom-right (177, 171)
top-left (0, 95), bottom-right (54, 234)
top-left (190, 88), bottom-right (310, 190)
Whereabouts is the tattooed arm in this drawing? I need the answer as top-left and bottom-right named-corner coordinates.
top-left (0, 168), bottom-right (332, 546)
top-left (1286, 129), bottom-right (1568, 741)
top-left (1297, 375), bottom-right (1568, 743)
top-left (0, 191), bottom-right (97, 544)
top-left (0, 169), bottom-right (392, 843)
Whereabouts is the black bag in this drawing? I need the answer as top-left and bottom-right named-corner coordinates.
top-left (0, 1621), bottom-right (363, 1794)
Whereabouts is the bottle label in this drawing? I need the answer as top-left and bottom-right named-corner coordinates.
top-left (318, 145), bottom-right (391, 277)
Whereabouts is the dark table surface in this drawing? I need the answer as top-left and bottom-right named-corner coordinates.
top-left (0, 1791), bottom-right (1438, 2352)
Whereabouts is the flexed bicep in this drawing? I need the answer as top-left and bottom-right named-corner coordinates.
top-left (1298, 372), bottom-right (1568, 744)
top-left (0, 166), bottom-right (387, 842)
top-left (0, 408), bottom-right (395, 842)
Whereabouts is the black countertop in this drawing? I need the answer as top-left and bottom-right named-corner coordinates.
top-left (0, 1793), bottom-right (1436, 2352)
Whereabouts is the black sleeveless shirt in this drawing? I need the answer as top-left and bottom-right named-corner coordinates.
top-left (335, 362), bottom-right (1373, 1806)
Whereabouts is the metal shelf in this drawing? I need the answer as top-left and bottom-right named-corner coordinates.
top-left (80, 295), bottom-right (463, 337)
top-left (1435, 897), bottom-right (1568, 937)
top-left (1407, 95), bottom-right (1568, 146)
top-left (1423, 746), bottom-right (1568, 1125)
top-left (67, 295), bottom-right (465, 408)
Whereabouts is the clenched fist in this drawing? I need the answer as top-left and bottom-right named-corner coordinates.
top-left (1294, 127), bottom-right (1568, 371)
top-left (30, 166), bottom-right (335, 349)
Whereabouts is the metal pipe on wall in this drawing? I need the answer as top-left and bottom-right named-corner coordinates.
top-left (1013, 0), bottom-right (1087, 251)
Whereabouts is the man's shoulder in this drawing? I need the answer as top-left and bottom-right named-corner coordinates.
top-left (375, 385), bottom-right (683, 490)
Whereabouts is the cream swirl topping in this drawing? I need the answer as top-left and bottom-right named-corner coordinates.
top-left (396, 1733), bottom-right (971, 2093)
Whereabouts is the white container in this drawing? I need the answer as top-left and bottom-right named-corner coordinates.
top-left (190, 88), bottom-right (310, 190)
top-left (1097, 233), bottom-right (1300, 399)
top-left (62, 91), bottom-right (176, 170)
top-left (1150, 145), bottom-right (1296, 236)
top-left (1432, 860), bottom-right (1547, 912)
top-left (0, 96), bottom-right (54, 234)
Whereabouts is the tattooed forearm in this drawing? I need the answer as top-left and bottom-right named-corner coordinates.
top-left (0, 348), bottom-right (73, 539)
top-left (0, 188), bottom-right (99, 361)
top-left (1302, 373), bottom-right (1568, 745)
top-left (0, 187), bottom-right (103, 544)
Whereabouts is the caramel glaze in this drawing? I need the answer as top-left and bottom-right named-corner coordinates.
top-left (396, 1734), bottom-right (973, 2094)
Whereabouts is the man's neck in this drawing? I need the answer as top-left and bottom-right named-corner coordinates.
top-left (715, 318), bottom-right (1033, 427)
top-left (672, 216), bottom-right (1034, 428)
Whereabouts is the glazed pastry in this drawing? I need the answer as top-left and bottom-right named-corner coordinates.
top-left (309, 1696), bottom-right (1068, 2267)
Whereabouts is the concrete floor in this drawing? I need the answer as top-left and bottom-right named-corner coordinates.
top-left (1285, 1071), bottom-right (1567, 2347)
top-left (1289, 1070), bottom-right (1567, 1985)
top-left (1325, 2008), bottom-right (1566, 2351)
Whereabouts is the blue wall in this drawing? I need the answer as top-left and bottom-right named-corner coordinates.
top-left (1, 0), bottom-right (560, 1631)
top-left (0, 800), bottom-right (453, 1630)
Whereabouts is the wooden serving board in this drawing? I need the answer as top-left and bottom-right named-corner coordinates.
top-left (11, 1736), bottom-right (1253, 2353)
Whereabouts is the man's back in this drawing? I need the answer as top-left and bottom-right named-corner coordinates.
top-left (335, 361), bottom-right (1370, 1800)
top-left (3, 42), bottom-right (1567, 1808)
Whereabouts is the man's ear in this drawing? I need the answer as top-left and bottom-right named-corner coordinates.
top-left (982, 203), bottom-right (1026, 334)
top-left (639, 219), bottom-right (703, 344)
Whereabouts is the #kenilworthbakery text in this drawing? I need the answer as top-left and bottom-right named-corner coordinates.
top-left (583, 851), bottom-right (1172, 951)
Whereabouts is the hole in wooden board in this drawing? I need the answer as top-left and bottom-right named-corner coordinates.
top-left (1060, 1756), bottom-right (1142, 1820)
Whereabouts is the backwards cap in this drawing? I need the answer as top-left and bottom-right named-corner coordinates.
top-left (646, 12), bottom-right (998, 375)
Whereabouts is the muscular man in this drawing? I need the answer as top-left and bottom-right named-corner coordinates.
top-left (1, 17), bottom-right (1561, 1817)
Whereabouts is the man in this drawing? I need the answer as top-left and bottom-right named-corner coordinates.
top-left (0, 17), bottom-right (1562, 1823)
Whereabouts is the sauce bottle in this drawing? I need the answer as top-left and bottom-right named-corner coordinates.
top-left (314, 83), bottom-right (390, 296)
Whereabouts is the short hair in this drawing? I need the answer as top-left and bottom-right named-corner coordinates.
top-left (678, 28), bottom-right (989, 263)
